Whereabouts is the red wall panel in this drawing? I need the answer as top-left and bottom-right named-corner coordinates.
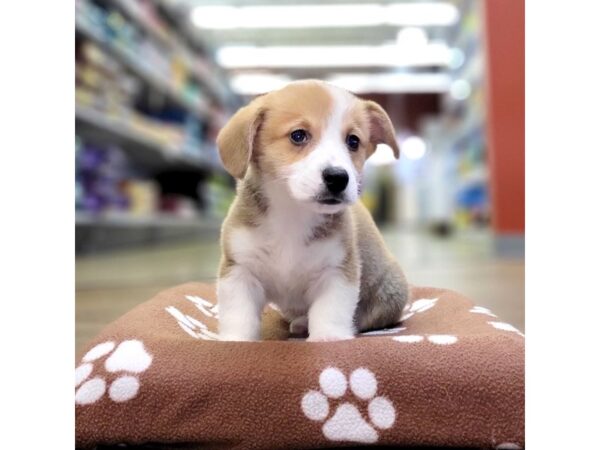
top-left (484, 0), bottom-right (525, 234)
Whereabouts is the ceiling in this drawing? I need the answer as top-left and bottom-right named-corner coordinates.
top-left (165, 0), bottom-right (466, 71)
top-left (161, 0), bottom-right (472, 131)
top-left (171, 0), bottom-right (462, 46)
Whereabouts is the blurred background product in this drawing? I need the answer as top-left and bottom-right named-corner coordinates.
top-left (76, 0), bottom-right (524, 351)
top-left (75, 0), bottom-right (240, 252)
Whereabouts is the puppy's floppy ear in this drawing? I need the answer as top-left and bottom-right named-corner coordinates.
top-left (363, 100), bottom-right (400, 159)
top-left (216, 100), bottom-right (265, 179)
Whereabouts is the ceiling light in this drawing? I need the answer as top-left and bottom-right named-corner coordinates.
top-left (327, 73), bottom-right (451, 94)
top-left (217, 44), bottom-right (452, 69)
top-left (402, 136), bottom-right (427, 160)
top-left (191, 3), bottom-right (459, 29)
top-left (448, 48), bottom-right (465, 69)
top-left (450, 79), bottom-right (471, 100)
top-left (229, 74), bottom-right (292, 95)
top-left (396, 27), bottom-right (428, 48)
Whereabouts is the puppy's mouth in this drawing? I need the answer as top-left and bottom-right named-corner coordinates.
top-left (318, 197), bottom-right (343, 205)
top-left (314, 192), bottom-right (347, 206)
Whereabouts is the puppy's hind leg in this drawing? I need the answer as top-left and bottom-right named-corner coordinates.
top-left (355, 264), bottom-right (409, 332)
top-left (289, 316), bottom-right (308, 337)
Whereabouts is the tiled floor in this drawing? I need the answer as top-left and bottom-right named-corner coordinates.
top-left (76, 228), bottom-right (524, 354)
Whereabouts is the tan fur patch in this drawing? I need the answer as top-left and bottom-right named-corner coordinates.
top-left (216, 102), bottom-right (266, 179)
top-left (234, 175), bottom-right (269, 227)
top-left (362, 100), bottom-right (400, 158)
top-left (341, 101), bottom-right (372, 172)
top-left (340, 244), bottom-right (359, 284)
top-left (218, 170), bottom-right (270, 278)
top-left (253, 81), bottom-right (334, 177)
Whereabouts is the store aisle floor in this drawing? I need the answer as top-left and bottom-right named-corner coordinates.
top-left (76, 229), bottom-right (524, 354)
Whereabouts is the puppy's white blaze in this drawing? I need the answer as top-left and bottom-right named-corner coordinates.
top-left (286, 84), bottom-right (359, 207)
top-left (321, 85), bottom-right (360, 203)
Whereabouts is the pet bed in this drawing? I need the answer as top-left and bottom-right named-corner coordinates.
top-left (75, 283), bottom-right (524, 449)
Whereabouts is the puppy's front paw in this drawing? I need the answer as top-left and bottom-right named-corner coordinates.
top-left (306, 333), bottom-right (355, 342)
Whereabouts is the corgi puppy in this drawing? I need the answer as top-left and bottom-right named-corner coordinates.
top-left (216, 80), bottom-right (408, 341)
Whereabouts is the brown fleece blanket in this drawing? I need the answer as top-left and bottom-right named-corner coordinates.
top-left (75, 283), bottom-right (524, 449)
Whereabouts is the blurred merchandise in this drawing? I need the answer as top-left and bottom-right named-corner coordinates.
top-left (76, 37), bottom-right (209, 162)
top-left (124, 180), bottom-right (160, 216)
top-left (203, 175), bottom-right (236, 219)
top-left (76, 0), bottom-right (203, 106)
top-left (76, 0), bottom-right (239, 252)
top-left (159, 195), bottom-right (197, 218)
top-left (75, 140), bottom-right (129, 214)
top-left (75, 137), bottom-right (231, 224)
top-left (415, 0), bottom-right (489, 233)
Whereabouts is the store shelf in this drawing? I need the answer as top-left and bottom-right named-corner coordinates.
top-left (155, 0), bottom-right (238, 107)
top-left (457, 165), bottom-right (488, 189)
top-left (76, 212), bottom-right (223, 229)
top-left (75, 16), bottom-right (214, 121)
top-left (76, 105), bottom-right (224, 173)
top-left (109, 0), bottom-right (231, 105)
top-left (111, 0), bottom-right (172, 48)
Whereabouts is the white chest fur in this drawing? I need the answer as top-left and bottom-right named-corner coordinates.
top-left (228, 209), bottom-right (345, 316)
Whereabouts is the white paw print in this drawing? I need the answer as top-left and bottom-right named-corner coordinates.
top-left (301, 367), bottom-right (395, 443)
top-left (75, 340), bottom-right (153, 405)
top-left (185, 295), bottom-right (219, 319)
top-left (165, 306), bottom-right (219, 340)
top-left (470, 305), bottom-right (498, 317)
top-left (401, 297), bottom-right (439, 321)
top-left (165, 295), bottom-right (220, 340)
top-left (488, 321), bottom-right (525, 337)
top-left (392, 334), bottom-right (458, 345)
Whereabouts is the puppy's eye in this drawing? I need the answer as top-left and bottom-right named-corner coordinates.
top-left (346, 134), bottom-right (360, 151)
top-left (290, 129), bottom-right (309, 145)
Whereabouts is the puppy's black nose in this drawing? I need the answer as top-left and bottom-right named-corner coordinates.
top-left (322, 167), bottom-right (349, 194)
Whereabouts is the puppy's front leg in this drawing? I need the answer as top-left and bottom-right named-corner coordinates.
top-left (307, 273), bottom-right (359, 341)
top-left (217, 265), bottom-right (265, 341)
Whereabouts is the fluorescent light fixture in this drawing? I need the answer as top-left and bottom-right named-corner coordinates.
top-left (229, 72), bottom-right (450, 96)
top-left (229, 73), bottom-right (292, 95)
top-left (367, 144), bottom-right (398, 166)
top-left (217, 43), bottom-right (452, 69)
top-left (191, 3), bottom-right (459, 29)
top-left (450, 79), bottom-right (471, 100)
top-left (448, 48), bottom-right (465, 69)
top-left (402, 136), bottom-right (427, 160)
top-left (396, 27), bottom-right (428, 49)
top-left (327, 73), bottom-right (451, 94)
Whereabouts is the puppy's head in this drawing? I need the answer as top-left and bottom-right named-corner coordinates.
top-left (217, 80), bottom-right (399, 213)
